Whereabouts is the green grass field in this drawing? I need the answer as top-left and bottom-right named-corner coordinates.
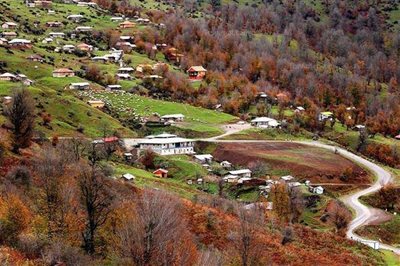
top-left (84, 90), bottom-right (236, 135)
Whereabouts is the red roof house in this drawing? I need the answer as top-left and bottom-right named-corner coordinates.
top-left (187, 66), bottom-right (207, 80)
top-left (153, 168), bottom-right (168, 178)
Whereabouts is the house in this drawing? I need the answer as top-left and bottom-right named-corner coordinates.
top-left (77, 2), bottom-right (98, 7)
top-left (395, 134), bottom-right (400, 140)
top-left (33, 0), bottom-right (52, 7)
top-left (354, 125), bottom-right (365, 131)
top-left (318, 111), bottom-right (333, 121)
top-left (8, 39), bottom-right (32, 49)
top-left (153, 168), bottom-right (168, 178)
top-left (117, 67), bottom-right (135, 74)
top-left (27, 54), bottom-right (44, 62)
top-left (223, 174), bottom-right (239, 183)
top-left (0, 38), bottom-right (8, 46)
top-left (115, 41), bottom-right (136, 52)
top-left (122, 173), bottom-right (135, 181)
top-left (238, 177), bottom-right (252, 184)
top-left (164, 47), bottom-right (184, 64)
top-left (53, 68), bottom-right (75, 78)
top-left (187, 66), bottom-right (207, 80)
top-left (116, 73), bottom-right (132, 80)
top-left (137, 133), bottom-right (195, 155)
top-left (77, 43), bottom-right (93, 52)
top-left (69, 82), bottom-right (90, 90)
top-left (62, 44), bottom-right (76, 53)
top-left (136, 18), bottom-right (150, 24)
top-left (220, 161), bottom-right (232, 168)
top-left (1, 32), bottom-right (17, 39)
top-left (23, 79), bottom-right (34, 86)
top-left (251, 117), bottom-right (280, 128)
top-left (124, 152), bottom-right (133, 161)
top-left (49, 32), bottom-right (65, 38)
top-left (295, 106), bottom-right (305, 112)
top-left (106, 84), bottom-right (122, 90)
top-left (3, 96), bottom-right (12, 104)
top-left (119, 21), bottom-right (135, 29)
top-left (0, 73), bottom-right (18, 81)
top-left (228, 169), bottom-right (252, 178)
top-left (46, 21), bottom-right (62, 28)
top-left (2, 22), bottom-right (18, 29)
top-left (288, 182), bottom-right (302, 188)
top-left (281, 175), bottom-right (294, 182)
top-left (87, 100), bottom-right (105, 108)
top-left (75, 26), bottom-right (93, 32)
top-left (91, 56), bottom-right (108, 63)
top-left (42, 37), bottom-right (53, 44)
top-left (143, 75), bottom-right (163, 81)
top-left (312, 186), bottom-right (324, 195)
top-left (67, 14), bottom-right (84, 22)
top-left (194, 154), bottom-right (213, 164)
top-left (160, 114), bottom-right (185, 122)
top-left (111, 16), bottom-right (124, 22)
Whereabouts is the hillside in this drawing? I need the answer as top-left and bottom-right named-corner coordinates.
top-left (0, 0), bottom-right (399, 265)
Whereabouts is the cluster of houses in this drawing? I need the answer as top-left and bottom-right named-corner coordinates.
top-left (0, 72), bottom-right (33, 86)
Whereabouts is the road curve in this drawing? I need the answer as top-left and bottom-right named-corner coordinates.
top-left (200, 137), bottom-right (400, 254)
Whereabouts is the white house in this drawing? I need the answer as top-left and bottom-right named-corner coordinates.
top-left (122, 173), bottom-right (135, 181)
top-left (116, 73), bottom-right (132, 80)
top-left (137, 133), bottom-right (195, 155)
top-left (220, 161), bottom-right (232, 168)
top-left (118, 67), bottom-right (135, 74)
top-left (318, 111), bottom-right (333, 121)
top-left (75, 26), bottom-right (93, 32)
top-left (312, 186), bottom-right (324, 195)
top-left (251, 117), bottom-right (280, 128)
top-left (0, 73), bottom-right (18, 81)
top-left (69, 82), bottom-right (90, 90)
top-left (228, 169), bottom-right (252, 178)
top-left (67, 14), bottom-right (84, 21)
top-left (111, 16), bottom-right (124, 22)
top-left (106, 84), bottom-right (122, 90)
top-left (49, 32), bottom-right (65, 38)
top-left (281, 175), bottom-right (294, 182)
top-left (62, 44), bottom-right (76, 53)
top-left (194, 154), bottom-right (213, 164)
top-left (1, 22), bottom-right (18, 29)
top-left (160, 114), bottom-right (185, 122)
top-left (238, 177), bottom-right (252, 184)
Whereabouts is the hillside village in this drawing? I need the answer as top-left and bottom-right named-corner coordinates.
top-left (0, 0), bottom-right (399, 265)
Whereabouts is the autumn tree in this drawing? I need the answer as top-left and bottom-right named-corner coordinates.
top-left (229, 205), bottom-right (265, 266)
top-left (325, 200), bottom-right (352, 236)
top-left (141, 149), bottom-right (156, 170)
top-left (377, 183), bottom-right (400, 211)
top-left (117, 190), bottom-right (196, 265)
top-left (4, 88), bottom-right (35, 153)
top-left (270, 183), bottom-right (291, 222)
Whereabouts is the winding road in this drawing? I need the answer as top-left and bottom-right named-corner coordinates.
top-left (200, 127), bottom-right (400, 255)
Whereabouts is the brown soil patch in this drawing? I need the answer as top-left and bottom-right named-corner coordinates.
top-left (212, 142), bottom-right (371, 189)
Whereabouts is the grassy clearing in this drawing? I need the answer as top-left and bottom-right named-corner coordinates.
top-left (222, 128), bottom-right (313, 141)
top-left (86, 90), bottom-right (236, 135)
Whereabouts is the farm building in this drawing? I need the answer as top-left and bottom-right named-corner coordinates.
top-left (111, 17), bottom-right (124, 22)
top-left (1, 32), bottom-right (17, 39)
top-left (228, 169), bottom-right (252, 178)
top-left (122, 173), bottom-right (135, 181)
top-left (318, 111), bottom-right (333, 121)
top-left (137, 133), bottom-right (195, 155)
top-left (8, 39), bottom-right (32, 49)
top-left (116, 73), bottom-right (132, 80)
top-left (106, 85), bottom-right (122, 90)
top-left (194, 154), bottom-right (213, 164)
top-left (69, 82), bottom-right (90, 90)
top-left (62, 44), bottom-right (76, 53)
top-left (164, 48), bottom-right (184, 63)
top-left (118, 67), bottom-right (135, 74)
top-left (46, 21), bottom-right (63, 27)
top-left (251, 117), bottom-right (280, 128)
top-left (160, 114), bottom-right (185, 122)
top-left (187, 66), bottom-right (207, 80)
top-left (311, 186), bottom-right (324, 195)
top-left (53, 68), bottom-right (75, 78)
top-left (49, 32), bottom-right (65, 39)
top-left (2, 22), bottom-right (18, 29)
top-left (87, 100), bottom-right (105, 108)
top-left (75, 26), bottom-right (93, 32)
top-left (67, 14), bottom-right (84, 22)
top-left (220, 161), bottom-right (232, 168)
top-left (153, 168), bottom-right (168, 178)
top-left (0, 73), bottom-right (18, 81)
top-left (223, 174), bottom-right (239, 183)
top-left (27, 54), bottom-right (44, 62)
top-left (77, 43), bottom-right (93, 52)
top-left (119, 21), bottom-right (135, 29)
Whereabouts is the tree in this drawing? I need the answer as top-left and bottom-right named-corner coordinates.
top-left (141, 149), bottom-right (156, 170)
top-left (79, 164), bottom-right (113, 254)
top-left (229, 205), bottom-right (264, 266)
top-left (117, 190), bottom-right (196, 265)
top-left (325, 200), bottom-right (352, 236)
top-left (270, 183), bottom-right (291, 222)
top-left (5, 88), bottom-right (35, 153)
top-left (377, 183), bottom-right (400, 211)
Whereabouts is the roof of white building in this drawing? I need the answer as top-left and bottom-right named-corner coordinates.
top-left (229, 169), bottom-right (252, 175)
top-left (161, 114), bottom-right (185, 119)
top-left (251, 117), bottom-right (276, 123)
top-left (194, 154), bottom-right (213, 160)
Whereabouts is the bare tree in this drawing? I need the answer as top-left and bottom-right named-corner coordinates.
top-left (34, 145), bottom-right (73, 239)
top-left (5, 88), bottom-right (35, 153)
top-left (326, 200), bottom-right (352, 235)
top-left (118, 189), bottom-right (194, 266)
top-left (229, 205), bottom-right (265, 266)
top-left (79, 164), bottom-right (113, 254)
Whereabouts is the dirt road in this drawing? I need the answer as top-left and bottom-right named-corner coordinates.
top-left (201, 132), bottom-right (400, 254)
